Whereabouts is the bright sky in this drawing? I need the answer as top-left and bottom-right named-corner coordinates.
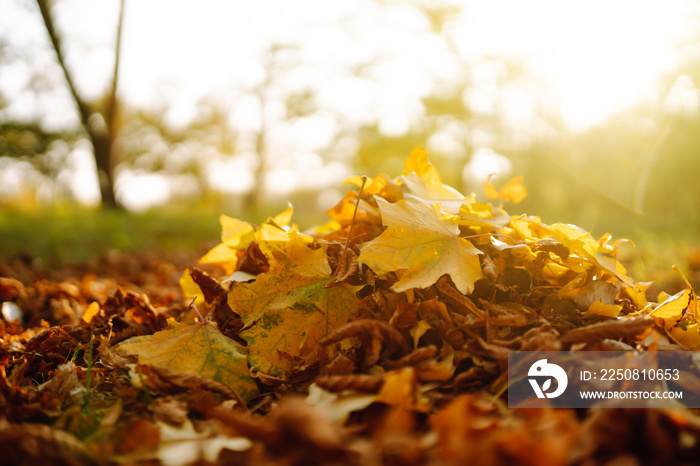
top-left (1, 0), bottom-right (699, 209)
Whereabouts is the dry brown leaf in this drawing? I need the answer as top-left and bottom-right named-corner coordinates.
top-left (560, 315), bottom-right (654, 345)
top-left (0, 418), bottom-right (91, 464)
top-left (383, 345), bottom-right (438, 370)
top-left (136, 364), bottom-right (244, 401)
top-left (114, 320), bottom-right (258, 402)
top-left (315, 373), bottom-right (385, 393)
top-left (320, 318), bottom-right (410, 367)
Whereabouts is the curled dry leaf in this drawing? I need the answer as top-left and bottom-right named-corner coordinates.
top-left (327, 247), bottom-right (360, 287)
top-left (383, 344), bottom-right (438, 370)
top-left (431, 395), bottom-right (580, 466)
top-left (149, 396), bottom-right (189, 426)
top-left (560, 315), bottom-right (654, 345)
top-left (315, 373), bottom-right (385, 393)
top-left (320, 318), bottom-right (410, 367)
top-left (203, 398), bottom-right (349, 462)
top-left (453, 365), bottom-right (499, 390)
top-left (189, 267), bottom-right (244, 341)
top-left (325, 352), bottom-right (356, 375)
top-left (189, 267), bottom-right (226, 304)
top-left (650, 287), bottom-right (696, 329)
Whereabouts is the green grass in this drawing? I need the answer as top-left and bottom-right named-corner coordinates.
top-left (0, 196), bottom-right (332, 265)
top-left (0, 203), bottom-right (223, 265)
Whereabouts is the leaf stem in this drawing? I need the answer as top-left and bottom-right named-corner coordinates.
top-left (331, 176), bottom-right (367, 279)
top-left (188, 295), bottom-right (206, 321)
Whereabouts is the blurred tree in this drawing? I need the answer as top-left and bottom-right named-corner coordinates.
top-left (353, 1), bottom-right (465, 182)
top-left (0, 120), bottom-right (81, 193)
top-left (117, 98), bottom-right (239, 202)
top-left (0, 121), bottom-right (65, 158)
top-left (0, 25), bottom-right (82, 202)
top-left (35, 0), bottom-right (125, 208)
top-left (243, 46), bottom-right (274, 212)
top-left (243, 44), bottom-right (310, 211)
top-left (232, 43), bottom-right (334, 212)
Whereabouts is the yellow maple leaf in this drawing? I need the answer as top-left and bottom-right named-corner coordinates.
top-left (459, 202), bottom-right (511, 230)
top-left (269, 203), bottom-right (294, 227)
top-left (199, 215), bottom-right (255, 273)
top-left (179, 268), bottom-right (205, 306)
top-left (199, 206), bottom-right (294, 274)
top-left (231, 229), bottom-right (331, 325)
top-left (548, 223), bottom-right (637, 288)
top-left (483, 174), bottom-right (527, 203)
top-left (593, 253), bottom-right (637, 289)
top-left (624, 281), bottom-right (651, 308)
top-left (220, 215), bottom-right (256, 248)
top-left (327, 190), bottom-right (380, 226)
top-left (649, 287), bottom-right (695, 329)
top-left (114, 321), bottom-right (258, 402)
top-left (345, 173), bottom-right (403, 203)
top-left (399, 173), bottom-right (473, 214)
top-left (499, 176), bottom-right (527, 203)
top-left (358, 196), bottom-right (483, 295)
top-left (403, 147), bottom-right (442, 185)
top-left (255, 219), bottom-right (298, 251)
top-left (508, 216), bottom-right (551, 241)
top-left (670, 322), bottom-right (700, 350)
top-left (229, 229), bottom-right (362, 377)
top-left (583, 301), bottom-right (623, 318)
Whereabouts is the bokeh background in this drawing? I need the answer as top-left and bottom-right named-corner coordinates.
top-left (2, 0), bottom-right (700, 277)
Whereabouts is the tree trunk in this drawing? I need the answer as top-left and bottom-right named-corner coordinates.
top-left (244, 128), bottom-right (266, 213)
top-left (92, 129), bottom-right (119, 208)
top-left (36, 0), bottom-right (125, 209)
top-left (243, 78), bottom-right (271, 213)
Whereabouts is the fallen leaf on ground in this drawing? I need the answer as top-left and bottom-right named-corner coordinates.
top-left (114, 320), bottom-right (258, 402)
top-left (358, 196), bottom-right (483, 294)
top-left (229, 229), bottom-right (361, 377)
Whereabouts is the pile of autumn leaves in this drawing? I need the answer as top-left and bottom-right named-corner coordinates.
top-left (139, 147), bottom-right (696, 389)
top-left (4, 147), bottom-right (700, 464)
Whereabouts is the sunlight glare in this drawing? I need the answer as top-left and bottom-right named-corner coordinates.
top-left (462, 148), bottom-right (512, 193)
top-left (663, 75), bottom-right (700, 116)
top-left (65, 143), bottom-right (100, 206)
top-left (455, 0), bottom-right (694, 130)
top-left (207, 158), bottom-right (255, 194)
top-left (116, 171), bottom-right (172, 212)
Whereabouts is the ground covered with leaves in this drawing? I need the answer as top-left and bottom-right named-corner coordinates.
top-left (3, 149), bottom-right (700, 465)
